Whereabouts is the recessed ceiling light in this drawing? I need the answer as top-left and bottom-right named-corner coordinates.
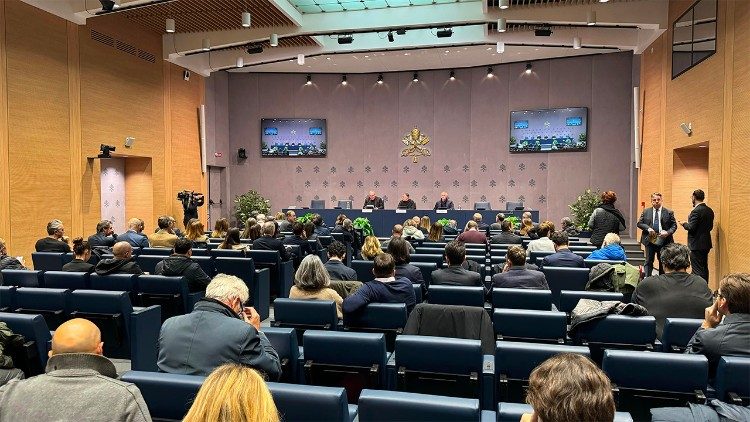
top-left (326, 57), bottom-right (331, 60)
top-left (404, 52), bottom-right (410, 55)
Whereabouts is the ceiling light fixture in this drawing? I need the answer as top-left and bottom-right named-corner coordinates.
top-left (599, 0), bottom-right (609, 2)
top-left (587, 10), bottom-right (596, 26)
top-left (499, 0), bottom-right (509, 9)
top-left (497, 41), bottom-right (505, 53)
top-left (573, 36), bottom-right (581, 49)
top-left (99, 0), bottom-right (116, 12)
top-left (377, 74), bottom-right (383, 85)
top-left (270, 33), bottom-right (279, 47)
top-left (341, 74), bottom-right (347, 85)
top-left (487, 67), bottom-right (494, 77)
top-left (396, 28), bottom-right (406, 35)
top-left (497, 17), bottom-right (507, 33)
top-left (387, 31), bottom-right (394, 43)
top-left (236, 57), bottom-right (244, 68)
top-left (525, 62), bottom-right (533, 74)
top-left (202, 38), bottom-right (210, 51)
top-left (338, 34), bottom-right (354, 44)
top-left (413, 72), bottom-right (419, 82)
top-left (242, 11), bottom-right (251, 27)
top-left (297, 54), bottom-right (305, 65)
top-left (436, 28), bottom-right (453, 38)
top-left (165, 18), bottom-right (175, 33)
top-left (449, 70), bottom-right (455, 81)
top-left (246, 44), bottom-right (263, 54)
top-left (306, 74), bottom-right (312, 85)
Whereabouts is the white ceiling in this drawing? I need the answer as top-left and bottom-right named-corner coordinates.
top-left (23, 0), bottom-right (669, 76)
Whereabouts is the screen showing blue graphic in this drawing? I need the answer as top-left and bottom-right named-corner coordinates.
top-left (509, 107), bottom-right (588, 153)
top-left (261, 118), bottom-right (327, 157)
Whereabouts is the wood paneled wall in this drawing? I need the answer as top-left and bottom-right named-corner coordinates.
top-left (639, 0), bottom-right (750, 286)
top-left (0, 0), bottom-right (206, 265)
top-left (671, 148), bottom-right (709, 246)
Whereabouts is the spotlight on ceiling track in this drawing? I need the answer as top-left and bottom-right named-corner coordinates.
top-left (387, 31), bottom-right (394, 43)
top-left (377, 74), bottom-right (384, 85)
top-left (236, 57), bottom-right (244, 68)
top-left (338, 34), bottom-right (354, 44)
top-left (487, 67), bottom-right (494, 77)
top-left (436, 28), bottom-right (453, 38)
top-left (499, 0), bottom-right (509, 9)
top-left (449, 70), bottom-right (455, 81)
top-left (99, 0), bottom-right (116, 12)
top-left (341, 74), bottom-right (348, 85)
top-left (497, 41), bottom-right (505, 53)
top-left (497, 17), bottom-right (507, 33)
top-left (306, 74), bottom-right (312, 85)
top-left (165, 18), bottom-right (175, 33)
top-left (246, 44), bottom-right (263, 54)
top-left (587, 10), bottom-right (596, 26)
top-left (270, 33), bottom-right (279, 47)
top-left (202, 38), bottom-right (210, 51)
top-left (242, 11), bottom-right (251, 28)
top-left (297, 54), bottom-right (305, 65)
top-left (573, 36), bottom-right (581, 49)
top-left (396, 28), bottom-right (407, 35)
top-left (525, 62), bottom-right (533, 74)
top-left (413, 72), bottom-right (419, 82)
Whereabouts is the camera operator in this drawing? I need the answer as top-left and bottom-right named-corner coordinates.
top-left (178, 190), bottom-right (205, 228)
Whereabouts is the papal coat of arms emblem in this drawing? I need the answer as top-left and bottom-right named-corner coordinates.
top-left (401, 127), bottom-right (431, 163)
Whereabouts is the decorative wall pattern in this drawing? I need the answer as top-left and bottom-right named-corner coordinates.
top-left (219, 52), bottom-right (634, 226)
top-left (100, 159), bottom-right (126, 233)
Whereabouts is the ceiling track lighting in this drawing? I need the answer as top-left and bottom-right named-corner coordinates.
top-left (270, 33), bottom-right (279, 47)
top-left (396, 29), bottom-right (407, 35)
top-left (387, 31), bottom-right (394, 43)
top-left (297, 54), bottom-right (305, 65)
top-left (242, 11), bottom-right (251, 28)
top-left (236, 57), bottom-right (244, 68)
top-left (306, 74), bottom-right (312, 85)
top-left (487, 67), bottom-right (494, 77)
top-left (497, 17), bottom-right (507, 33)
top-left (499, 0), bottom-right (509, 9)
top-left (525, 62), bottom-right (533, 74)
top-left (412, 72), bottom-right (419, 82)
top-left (449, 70), bottom-right (455, 81)
top-left (497, 41), bottom-right (505, 54)
top-left (341, 74), bottom-right (347, 85)
top-left (338, 34), bottom-right (354, 44)
top-left (246, 44), bottom-right (263, 54)
top-left (377, 74), bottom-right (384, 84)
top-left (573, 36), bottom-right (582, 49)
top-left (587, 10), bottom-right (596, 26)
top-left (202, 38), bottom-right (210, 51)
top-left (436, 28), bottom-right (453, 38)
top-left (165, 18), bottom-right (175, 33)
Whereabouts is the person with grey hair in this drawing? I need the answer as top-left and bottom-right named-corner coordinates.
top-left (87, 219), bottom-right (117, 248)
top-left (0, 237), bottom-right (26, 270)
top-left (560, 217), bottom-right (580, 237)
top-left (632, 243), bottom-right (713, 338)
top-left (332, 218), bottom-right (362, 255)
top-left (157, 274), bottom-right (281, 380)
top-left (290, 255), bottom-right (344, 318)
top-left (117, 217), bottom-right (149, 248)
top-left (35, 219), bottom-right (71, 252)
top-left (148, 215), bottom-right (178, 248)
top-left (588, 233), bottom-right (627, 261)
top-left (252, 221), bottom-right (291, 261)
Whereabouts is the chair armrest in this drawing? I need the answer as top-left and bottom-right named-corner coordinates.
top-left (129, 305), bottom-right (161, 371)
top-left (254, 268), bottom-right (271, 320)
top-left (347, 404), bottom-right (358, 422)
top-left (482, 354), bottom-right (495, 411)
top-left (188, 292), bottom-right (204, 311)
top-left (481, 410), bottom-right (496, 422)
top-left (386, 352), bottom-right (397, 390)
top-left (277, 261), bottom-right (294, 298)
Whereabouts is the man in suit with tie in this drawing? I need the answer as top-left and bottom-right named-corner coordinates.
top-left (678, 189), bottom-right (714, 282)
top-left (637, 192), bottom-right (678, 276)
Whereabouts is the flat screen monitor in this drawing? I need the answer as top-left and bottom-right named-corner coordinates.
top-left (509, 107), bottom-right (588, 153)
top-left (261, 118), bottom-right (327, 157)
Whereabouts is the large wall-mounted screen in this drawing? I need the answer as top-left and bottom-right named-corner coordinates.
top-left (261, 118), bottom-right (327, 157)
top-left (509, 107), bottom-right (588, 153)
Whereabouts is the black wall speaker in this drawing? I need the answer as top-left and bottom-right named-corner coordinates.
top-left (238, 148), bottom-right (247, 160)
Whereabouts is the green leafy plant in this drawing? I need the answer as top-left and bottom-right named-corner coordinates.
top-left (436, 218), bottom-right (451, 227)
top-left (234, 190), bottom-right (271, 223)
top-left (568, 189), bottom-right (601, 230)
top-left (505, 215), bottom-right (520, 230)
top-left (353, 217), bottom-right (374, 237)
top-left (296, 212), bottom-right (315, 224)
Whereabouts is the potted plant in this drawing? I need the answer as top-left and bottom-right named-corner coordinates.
top-left (505, 215), bottom-right (520, 230)
top-left (234, 190), bottom-right (271, 224)
top-left (568, 189), bottom-right (600, 236)
top-left (353, 217), bottom-right (374, 237)
top-left (296, 212), bottom-right (316, 224)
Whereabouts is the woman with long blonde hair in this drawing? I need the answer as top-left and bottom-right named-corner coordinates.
top-left (183, 364), bottom-right (279, 422)
top-left (359, 236), bottom-right (382, 261)
top-left (211, 218), bottom-right (230, 238)
top-left (184, 219), bottom-right (208, 247)
top-left (519, 217), bottom-right (535, 236)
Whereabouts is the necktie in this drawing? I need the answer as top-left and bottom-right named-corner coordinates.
top-left (652, 209), bottom-right (660, 232)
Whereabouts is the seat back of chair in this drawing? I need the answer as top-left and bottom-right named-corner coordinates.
top-left (135, 255), bottom-right (165, 274)
top-left (358, 389), bottom-right (480, 422)
top-left (602, 349), bottom-right (708, 393)
top-left (120, 371), bottom-right (204, 420)
top-left (492, 288), bottom-right (551, 310)
top-left (43, 271), bottom-right (89, 290)
top-left (89, 273), bottom-right (138, 293)
top-left (0, 311), bottom-right (52, 375)
top-left (0, 270), bottom-right (43, 288)
top-left (541, 267), bottom-right (590, 305)
top-left (269, 382), bottom-right (351, 422)
top-left (14, 287), bottom-right (69, 329)
top-left (136, 275), bottom-right (189, 321)
top-left (661, 318), bottom-right (703, 353)
top-left (715, 356), bottom-right (750, 404)
top-left (558, 290), bottom-right (624, 313)
top-left (141, 248), bottom-right (172, 256)
top-left (263, 327), bottom-right (299, 383)
top-left (493, 309), bottom-right (566, 342)
top-left (428, 285), bottom-right (484, 307)
top-left (31, 252), bottom-right (68, 272)
top-left (68, 290), bottom-right (132, 358)
top-left (351, 260), bottom-right (374, 282)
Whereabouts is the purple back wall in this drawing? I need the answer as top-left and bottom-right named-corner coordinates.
top-left (217, 52), bottom-right (634, 226)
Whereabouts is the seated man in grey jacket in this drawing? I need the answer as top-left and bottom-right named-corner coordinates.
top-left (157, 274), bottom-right (282, 380)
top-left (0, 318), bottom-right (152, 421)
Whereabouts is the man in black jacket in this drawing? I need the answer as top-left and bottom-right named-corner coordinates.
top-left (678, 189), bottom-right (714, 282)
top-left (88, 220), bottom-right (118, 248)
top-left (363, 191), bottom-right (384, 209)
top-left (154, 238), bottom-right (210, 292)
top-left (490, 220), bottom-right (522, 245)
top-left (94, 242), bottom-right (143, 275)
top-left (491, 245), bottom-right (548, 290)
top-left (324, 241), bottom-right (357, 281)
top-left (396, 193), bottom-right (417, 210)
top-left (252, 222), bottom-right (291, 261)
top-left (282, 222), bottom-right (313, 256)
top-left (431, 241), bottom-right (482, 288)
top-left (0, 238), bottom-right (26, 270)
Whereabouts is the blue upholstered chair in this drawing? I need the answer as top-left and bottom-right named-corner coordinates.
top-left (68, 290), bottom-right (160, 371)
top-left (214, 257), bottom-right (270, 320)
top-left (572, 315), bottom-right (656, 364)
top-left (358, 389), bottom-right (489, 422)
top-left (43, 271), bottom-right (89, 290)
top-left (492, 288), bottom-right (552, 311)
top-left (584, 259), bottom-right (626, 268)
top-left (89, 273), bottom-right (137, 292)
top-left (190, 256), bottom-right (216, 278)
top-left (428, 285), bottom-right (485, 307)
top-left (270, 382), bottom-right (356, 422)
top-left (540, 267), bottom-right (590, 305)
top-left (140, 247), bottom-right (172, 256)
top-left (351, 260), bottom-right (375, 282)
top-left (120, 371), bottom-right (204, 420)
top-left (31, 252), bottom-right (69, 272)
top-left (0, 286), bottom-right (16, 312)
top-left (714, 356), bottom-right (750, 405)
top-left (135, 275), bottom-right (202, 322)
top-left (272, 298), bottom-right (338, 344)
top-left (0, 312), bottom-right (51, 376)
top-left (409, 254), bottom-right (445, 267)
top-left (495, 341), bottom-right (590, 403)
top-left (303, 330), bottom-right (388, 402)
top-left (413, 283), bottom-right (423, 304)
top-left (602, 350), bottom-right (709, 421)
top-left (0, 269), bottom-right (43, 288)
top-left (343, 303), bottom-right (407, 352)
top-left (493, 309), bottom-right (566, 343)
top-left (13, 287), bottom-right (70, 330)
top-left (497, 402), bottom-right (633, 422)
top-left (263, 327), bottom-right (299, 383)
top-left (209, 249), bottom-right (246, 258)
top-left (558, 290), bottom-right (624, 314)
top-left (135, 255), bottom-right (165, 275)
top-left (247, 250), bottom-right (293, 298)
top-left (661, 318), bottom-right (702, 353)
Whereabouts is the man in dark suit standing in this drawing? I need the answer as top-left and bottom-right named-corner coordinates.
top-left (363, 191), bottom-right (384, 209)
top-left (433, 191), bottom-right (454, 210)
top-left (678, 189), bottom-right (714, 281)
top-left (637, 192), bottom-right (678, 276)
top-left (431, 241), bottom-right (482, 288)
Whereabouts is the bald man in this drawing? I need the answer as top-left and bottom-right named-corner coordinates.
top-left (363, 190), bottom-right (384, 209)
top-left (0, 319), bottom-right (151, 421)
top-left (94, 241), bottom-right (144, 275)
top-left (434, 192), bottom-right (454, 210)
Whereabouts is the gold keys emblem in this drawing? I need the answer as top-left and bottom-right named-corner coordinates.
top-left (401, 127), bottom-right (431, 163)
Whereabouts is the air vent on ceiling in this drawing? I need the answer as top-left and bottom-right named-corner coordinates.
top-left (138, 50), bottom-right (156, 63)
top-left (89, 29), bottom-right (156, 64)
top-left (116, 40), bottom-right (137, 56)
top-left (90, 29), bottom-right (114, 47)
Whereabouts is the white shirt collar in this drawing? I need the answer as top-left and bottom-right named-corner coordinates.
top-left (374, 276), bottom-right (396, 283)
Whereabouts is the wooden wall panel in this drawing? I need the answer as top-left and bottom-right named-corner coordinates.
top-left (5, 0), bottom-right (71, 263)
top-left (124, 158), bottom-right (154, 232)
top-left (168, 63), bottom-right (207, 229)
top-left (638, 36), bottom-right (664, 209)
top-left (0, 2), bottom-right (10, 247)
